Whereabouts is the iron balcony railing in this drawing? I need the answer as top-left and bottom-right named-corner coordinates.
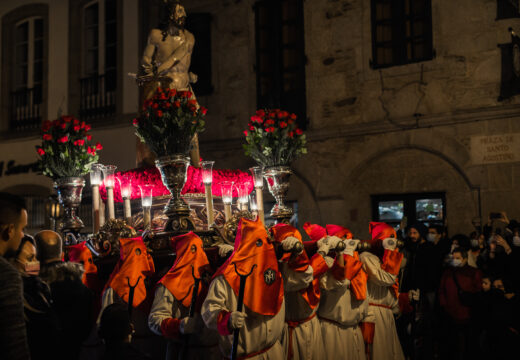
top-left (9, 86), bottom-right (42, 132)
top-left (79, 72), bottom-right (116, 121)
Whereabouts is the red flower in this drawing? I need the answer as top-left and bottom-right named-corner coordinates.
top-left (295, 128), bottom-right (303, 135)
top-left (60, 123), bottom-right (67, 130)
top-left (288, 119), bottom-right (294, 125)
top-left (256, 109), bottom-right (265, 117)
top-left (277, 111), bottom-right (285, 119)
top-left (165, 102), bottom-right (171, 108)
top-left (152, 103), bottom-right (159, 109)
top-left (132, 118), bottom-right (139, 126)
top-left (188, 99), bottom-right (198, 107)
top-left (86, 134), bottom-right (92, 141)
top-left (96, 142), bottom-right (103, 150)
top-left (200, 107), bottom-right (208, 115)
top-left (157, 87), bottom-right (163, 93)
top-left (81, 121), bottom-right (86, 128)
top-left (243, 130), bottom-right (248, 136)
top-left (173, 101), bottom-right (181, 108)
top-left (62, 116), bottom-right (72, 123)
top-left (181, 91), bottom-right (192, 98)
top-left (249, 125), bottom-right (255, 131)
top-left (290, 113), bottom-right (297, 120)
top-left (288, 131), bottom-right (294, 138)
top-left (87, 147), bottom-right (94, 155)
top-left (156, 110), bottom-right (163, 117)
top-left (57, 135), bottom-right (68, 143)
top-left (251, 115), bottom-right (263, 123)
top-left (279, 121), bottom-right (287, 128)
top-left (42, 120), bottom-right (51, 132)
top-left (37, 148), bottom-right (45, 156)
top-left (269, 112), bottom-right (275, 118)
top-left (169, 89), bottom-right (177, 97)
top-left (73, 119), bottom-right (80, 125)
top-left (269, 126), bottom-right (275, 132)
top-left (73, 125), bottom-right (81, 132)
top-left (84, 124), bottom-right (92, 131)
top-left (42, 134), bottom-right (52, 141)
top-left (73, 139), bottom-right (85, 146)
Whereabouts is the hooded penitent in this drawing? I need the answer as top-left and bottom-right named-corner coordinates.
top-left (213, 217), bottom-right (283, 316)
top-left (326, 224), bottom-right (367, 301)
top-left (159, 232), bottom-right (210, 308)
top-left (368, 222), bottom-right (403, 298)
top-left (270, 223), bottom-right (320, 309)
top-left (67, 242), bottom-right (98, 288)
top-left (104, 237), bottom-right (155, 307)
top-left (303, 222), bottom-right (327, 243)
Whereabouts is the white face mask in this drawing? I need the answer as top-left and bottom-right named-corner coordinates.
top-left (513, 236), bottom-right (520, 247)
top-left (451, 258), bottom-right (462, 267)
top-left (427, 233), bottom-right (437, 243)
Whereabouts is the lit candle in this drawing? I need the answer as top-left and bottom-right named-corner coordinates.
top-left (221, 181), bottom-right (234, 222)
top-left (249, 192), bottom-right (258, 220)
top-left (90, 163), bottom-right (103, 232)
top-left (201, 161), bottom-right (215, 228)
top-left (237, 182), bottom-right (249, 211)
top-left (139, 185), bottom-right (153, 229)
top-left (118, 176), bottom-right (133, 225)
top-left (102, 165), bottom-right (117, 220)
top-left (250, 166), bottom-right (264, 224)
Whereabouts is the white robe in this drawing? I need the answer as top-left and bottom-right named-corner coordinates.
top-left (279, 262), bottom-right (325, 360)
top-left (360, 252), bottom-right (405, 360)
top-left (148, 284), bottom-right (220, 360)
top-left (201, 275), bottom-right (286, 359)
top-left (318, 256), bottom-right (368, 360)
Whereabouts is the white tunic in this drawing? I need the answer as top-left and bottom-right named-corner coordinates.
top-left (318, 256), bottom-right (368, 360)
top-left (360, 252), bottom-right (405, 360)
top-left (201, 275), bottom-right (286, 359)
top-left (279, 262), bottom-right (325, 360)
top-left (148, 284), bottom-right (220, 360)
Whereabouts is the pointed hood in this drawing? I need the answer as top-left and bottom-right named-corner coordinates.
top-left (214, 217), bottom-right (283, 316)
top-left (67, 241), bottom-right (98, 287)
top-left (159, 232), bottom-right (210, 308)
top-left (326, 224), bottom-right (353, 239)
top-left (368, 222), bottom-right (397, 258)
top-left (105, 237), bottom-right (155, 307)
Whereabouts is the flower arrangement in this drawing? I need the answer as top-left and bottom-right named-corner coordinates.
top-left (243, 109), bottom-right (307, 167)
top-left (134, 87), bottom-right (207, 157)
top-left (36, 115), bottom-right (102, 179)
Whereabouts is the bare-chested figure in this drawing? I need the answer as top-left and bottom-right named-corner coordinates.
top-left (140, 0), bottom-right (196, 91)
top-left (137, 0), bottom-right (201, 167)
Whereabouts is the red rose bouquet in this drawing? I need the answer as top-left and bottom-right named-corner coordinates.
top-left (243, 109), bottom-right (307, 167)
top-left (134, 87), bottom-right (207, 157)
top-left (36, 115), bottom-right (102, 179)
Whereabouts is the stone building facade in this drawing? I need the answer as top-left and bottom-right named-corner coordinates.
top-left (0, 0), bottom-right (519, 237)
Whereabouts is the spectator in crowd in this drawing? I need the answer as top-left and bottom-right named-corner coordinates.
top-left (99, 303), bottom-right (151, 360)
top-left (438, 247), bottom-right (482, 360)
top-left (399, 222), bottom-right (436, 359)
top-left (486, 277), bottom-right (520, 359)
top-left (35, 230), bottom-right (94, 360)
top-left (473, 274), bottom-right (494, 359)
top-left (12, 234), bottom-right (61, 360)
top-left (0, 192), bottom-right (30, 360)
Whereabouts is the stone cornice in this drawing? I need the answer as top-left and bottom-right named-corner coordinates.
top-left (200, 104), bottom-right (520, 152)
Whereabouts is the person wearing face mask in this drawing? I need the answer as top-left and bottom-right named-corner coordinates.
top-left (12, 234), bottom-right (61, 360)
top-left (438, 247), bottom-right (482, 360)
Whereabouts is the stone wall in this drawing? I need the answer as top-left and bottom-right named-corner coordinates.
top-left (186, 0), bottom-right (520, 238)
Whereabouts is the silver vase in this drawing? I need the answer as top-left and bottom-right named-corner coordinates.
top-left (54, 177), bottom-right (85, 234)
top-left (155, 154), bottom-right (194, 232)
top-left (263, 166), bottom-right (293, 221)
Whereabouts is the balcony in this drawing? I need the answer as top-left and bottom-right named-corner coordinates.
top-left (79, 72), bottom-right (116, 121)
top-left (9, 87), bottom-right (42, 132)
